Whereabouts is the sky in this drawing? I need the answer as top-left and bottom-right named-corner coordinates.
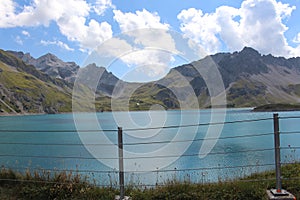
top-left (1, 0), bottom-right (300, 81)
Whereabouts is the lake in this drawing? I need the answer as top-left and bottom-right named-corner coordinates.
top-left (0, 108), bottom-right (299, 186)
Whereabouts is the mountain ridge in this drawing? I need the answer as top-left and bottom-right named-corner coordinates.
top-left (1, 47), bottom-right (300, 114)
top-left (160, 46), bottom-right (300, 108)
top-left (8, 51), bottom-right (79, 82)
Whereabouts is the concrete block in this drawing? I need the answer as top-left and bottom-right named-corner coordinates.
top-left (266, 189), bottom-right (296, 200)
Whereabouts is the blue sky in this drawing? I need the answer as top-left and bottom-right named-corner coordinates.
top-left (1, 0), bottom-right (300, 81)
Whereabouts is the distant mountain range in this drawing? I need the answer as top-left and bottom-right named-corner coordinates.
top-left (0, 47), bottom-right (300, 115)
top-left (8, 51), bottom-right (79, 82)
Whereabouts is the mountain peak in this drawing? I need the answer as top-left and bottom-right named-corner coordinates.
top-left (8, 50), bottom-right (79, 81)
top-left (38, 53), bottom-right (59, 62)
top-left (85, 63), bottom-right (98, 69)
top-left (240, 47), bottom-right (261, 57)
top-left (6, 50), bottom-right (34, 63)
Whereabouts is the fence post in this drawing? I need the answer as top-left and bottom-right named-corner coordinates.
top-left (118, 127), bottom-right (125, 200)
top-left (266, 113), bottom-right (296, 200)
top-left (273, 113), bottom-right (282, 193)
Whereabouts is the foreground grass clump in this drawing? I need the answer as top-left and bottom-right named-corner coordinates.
top-left (0, 163), bottom-right (300, 200)
top-left (0, 168), bottom-right (117, 199)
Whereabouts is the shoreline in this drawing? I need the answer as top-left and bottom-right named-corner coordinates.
top-left (252, 103), bottom-right (300, 112)
top-left (0, 112), bottom-right (47, 117)
top-left (0, 107), bottom-right (247, 117)
top-left (3, 105), bottom-right (300, 117)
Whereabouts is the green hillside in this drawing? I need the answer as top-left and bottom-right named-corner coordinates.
top-left (0, 50), bottom-right (72, 114)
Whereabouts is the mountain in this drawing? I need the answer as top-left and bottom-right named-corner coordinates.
top-left (150, 47), bottom-right (300, 108)
top-left (8, 51), bottom-right (79, 82)
top-left (0, 50), bottom-right (128, 114)
top-left (1, 46), bottom-right (300, 114)
top-left (0, 50), bottom-right (73, 114)
top-left (76, 63), bottom-right (124, 96)
top-left (8, 51), bottom-right (123, 97)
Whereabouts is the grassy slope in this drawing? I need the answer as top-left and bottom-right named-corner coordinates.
top-left (0, 163), bottom-right (299, 200)
top-left (128, 83), bottom-right (179, 110)
top-left (227, 79), bottom-right (269, 107)
top-left (94, 83), bottom-right (180, 112)
top-left (0, 60), bottom-right (72, 113)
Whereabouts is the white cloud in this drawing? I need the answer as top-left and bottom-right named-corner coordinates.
top-left (275, 1), bottom-right (295, 18)
top-left (177, 8), bottom-right (221, 54)
top-left (22, 30), bottom-right (30, 37)
top-left (0, 0), bottom-right (17, 27)
top-left (93, 0), bottom-right (115, 16)
top-left (293, 33), bottom-right (300, 43)
top-left (96, 37), bottom-right (133, 58)
top-left (41, 40), bottom-right (74, 51)
top-left (215, 6), bottom-right (243, 51)
top-left (113, 9), bottom-right (176, 52)
top-left (111, 9), bottom-right (178, 78)
top-left (0, 0), bottom-right (90, 27)
top-left (113, 9), bottom-right (169, 32)
top-left (178, 0), bottom-right (299, 57)
top-left (238, 0), bottom-right (293, 56)
top-left (57, 16), bottom-right (113, 51)
top-left (15, 35), bottom-right (23, 45)
top-left (122, 49), bottom-right (173, 68)
top-left (0, 0), bottom-right (113, 51)
top-left (119, 50), bottom-right (173, 80)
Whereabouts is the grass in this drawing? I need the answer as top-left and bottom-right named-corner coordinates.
top-left (0, 163), bottom-right (299, 200)
top-left (0, 62), bottom-right (72, 113)
top-left (227, 79), bottom-right (269, 107)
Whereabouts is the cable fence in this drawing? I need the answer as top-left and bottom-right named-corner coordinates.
top-left (0, 114), bottom-right (299, 189)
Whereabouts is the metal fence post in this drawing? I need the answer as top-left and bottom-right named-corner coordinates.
top-left (266, 113), bottom-right (296, 200)
top-left (273, 113), bottom-right (282, 193)
top-left (118, 127), bottom-right (125, 200)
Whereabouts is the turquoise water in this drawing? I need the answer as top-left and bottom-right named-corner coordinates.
top-left (0, 108), bottom-right (299, 186)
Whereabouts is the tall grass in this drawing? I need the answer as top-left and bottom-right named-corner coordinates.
top-left (0, 163), bottom-right (299, 200)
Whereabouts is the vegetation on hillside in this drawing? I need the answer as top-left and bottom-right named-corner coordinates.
top-left (252, 103), bottom-right (300, 112)
top-left (0, 59), bottom-right (72, 114)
